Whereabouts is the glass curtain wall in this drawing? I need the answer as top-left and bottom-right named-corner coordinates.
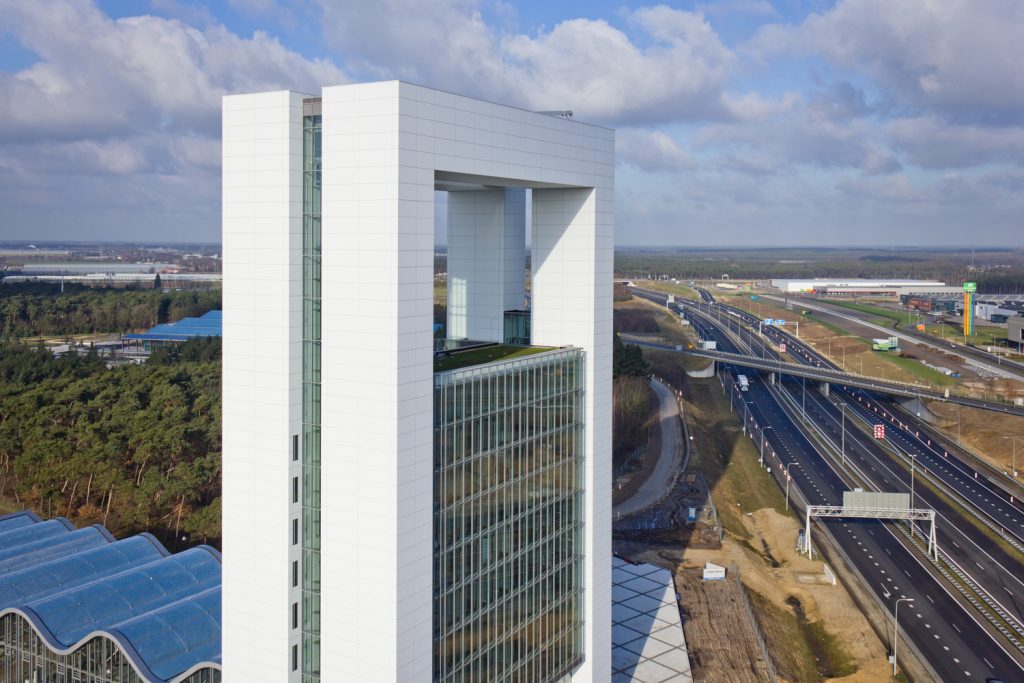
top-left (301, 99), bottom-right (322, 682)
top-left (433, 348), bottom-right (586, 682)
top-left (0, 613), bottom-right (220, 683)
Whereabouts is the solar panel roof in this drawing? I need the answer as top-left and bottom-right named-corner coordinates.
top-left (0, 511), bottom-right (221, 683)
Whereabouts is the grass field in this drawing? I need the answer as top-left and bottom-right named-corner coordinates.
top-left (922, 322), bottom-right (1007, 347)
top-left (827, 300), bottom-right (915, 326)
top-left (630, 280), bottom-right (701, 301)
top-left (681, 378), bottom-right (790, 541)
top-left (886, 354), bottom-right (957, 386)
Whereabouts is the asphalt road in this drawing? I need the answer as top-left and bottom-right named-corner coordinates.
top-left (614, 379), bottom-right (684, 517)
top-left (631, 286), bottom-right (1024, 417)
top-left (680, 294), bottom-right (1024, 680)
top-left (790, 381), bottom-right (1024, 630)
top-left (705, 292), bottom-right (1024, 639)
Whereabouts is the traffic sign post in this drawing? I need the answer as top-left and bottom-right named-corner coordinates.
top-left (873, 424), bottom-right (885, 440)
top-left (779, 343), bottom-right (787, 354)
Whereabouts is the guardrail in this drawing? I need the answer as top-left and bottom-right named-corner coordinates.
top-left (621, 332), bottom-right (1024, 417)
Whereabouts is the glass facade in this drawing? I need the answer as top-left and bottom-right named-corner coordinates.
top-left (433, 348), bottom-right (586, 683)
top-left (0, 613), bottom-right (220, 683)
top-left (301, 100), bottom-right (322, 682)
top-left (503, 310), bottom-right (531, 346)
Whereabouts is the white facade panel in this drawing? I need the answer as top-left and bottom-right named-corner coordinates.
top-left (446, 188), bottom-right (526, 342)
top-left (226, 81), bottom-right (613, 683)
top-left (222, 90), bottom-right (306, 682)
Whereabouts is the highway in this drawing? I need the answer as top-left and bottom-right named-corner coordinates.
top-left (687, 287), bottom-right (1024, 615)
top-left (631, 285), bottom-right (1024, 679)
top-left (703, 309), bottom-right (1022, 680)
top-left (788, 383), bottom-right (1024, 632)
top-left (731, 296), bottom-right (1024, 550)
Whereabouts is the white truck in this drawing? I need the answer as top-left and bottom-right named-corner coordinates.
top-left (737, 374), bottom-right (750, 391)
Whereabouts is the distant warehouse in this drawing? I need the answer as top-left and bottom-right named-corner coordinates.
top-left (770, 278), bottom-right (957, 296)
top-left (122, 310), bottom-right (222, 351)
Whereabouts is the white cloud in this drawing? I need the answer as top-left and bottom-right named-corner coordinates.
top-left (697, 100), bottom-right (903, 176)
top-left (748, 0), bottom-right (1024, 124)
top-left (0, 0), bottom-right (347, 142)
top-left (0, 0), bottom-right (348, 241)
top-left (886, 117), bottom-right (1024, 169)
top-left (315, 0), bottom-right (736, 125)
top-left (617, 129), bottom-right (697, 172)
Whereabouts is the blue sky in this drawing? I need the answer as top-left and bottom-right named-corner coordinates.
top-left (0, 0), bottom-right (1021, 246)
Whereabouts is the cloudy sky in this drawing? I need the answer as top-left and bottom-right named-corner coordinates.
top-left (0, 0), bottom-right (1021, 246)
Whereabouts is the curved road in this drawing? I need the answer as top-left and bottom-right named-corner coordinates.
top-left (614, 379), bottom-right (684, 517)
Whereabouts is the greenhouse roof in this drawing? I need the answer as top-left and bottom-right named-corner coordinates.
top-left (0, 510), bottom-right (221, 683)
top-left (123, 310), bottom-right (222, 343)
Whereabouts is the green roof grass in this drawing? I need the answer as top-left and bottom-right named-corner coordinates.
top-left (434, 344), bottom-right (555, 372)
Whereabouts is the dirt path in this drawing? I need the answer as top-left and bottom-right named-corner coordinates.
top-left (682, 510), bottom-right (890, 683)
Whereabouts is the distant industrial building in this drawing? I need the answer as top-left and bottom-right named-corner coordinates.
top-left (1009, 316), bottom-right (1024, 352)
top-left (2, 272), bottom-right (222, 285)
top-left (0, 510), bottom-right (221, 683)
top-left (771, 278), bottom-right (952, 295)
top-left (900, 295), bottom-right (959, 314)
top-left (122, 310), bottom-right (222, 351)
top-left (975, 300), bottom-right (1024, 323)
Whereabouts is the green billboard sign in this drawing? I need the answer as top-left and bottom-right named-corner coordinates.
top-left (963, 282), bottom-right (977, 292)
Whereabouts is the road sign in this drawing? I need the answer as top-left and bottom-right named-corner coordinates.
top-left (873, 424), bottom-right (885, 439)
top-left (963, 281), bottom-right (977, 292)
top-left (779, 343), bottom-right (787, 353)
top-left (763, 318), bottom-right (773, 326)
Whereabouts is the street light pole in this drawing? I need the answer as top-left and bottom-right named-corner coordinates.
top-left (840, 403), bottom-right (847, 466)
top-left (1004, 436), bottom-right (1019, 478)
top-left (893, 598), bottom-right (914, 676)
top-left (785, 461), bottom-right (800, 511)
top-left (956, 403), bottom-right (961, 445)
top-left (761, 426), bottom-right (773, 467)
top-left (802, 376), bottom-right (807, 424)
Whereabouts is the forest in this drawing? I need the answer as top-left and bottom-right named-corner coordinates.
top-left (614, 247), bottom-right (1024, 294)
top-left (0, 282), bottom-right (221, 338)
top-left (0, 338), bottom-right (222, 549)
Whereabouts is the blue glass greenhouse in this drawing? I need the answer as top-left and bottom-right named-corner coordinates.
top-left (0, 510), bottom-right (221, 682)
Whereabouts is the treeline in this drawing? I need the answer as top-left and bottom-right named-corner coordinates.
top-left (612, 333), bottom-right (651, 458)
top-left (0, 283), bottom-right (221, 338)
top-left (615, 248), bottom-right (1024, 287)
top-left (0, 340), bottom-right (222, 548)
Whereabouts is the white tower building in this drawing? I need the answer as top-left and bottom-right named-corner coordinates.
top-left (222, 81), bottom-right (614, 682)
